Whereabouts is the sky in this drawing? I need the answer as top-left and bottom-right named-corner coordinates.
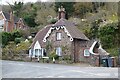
top-left (1, 0), bottom-right (119, 5)
top-left (1, 0), bottom-right (48, 5)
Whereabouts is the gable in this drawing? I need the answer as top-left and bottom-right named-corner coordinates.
top-left (34, 40), bottom-right (41, 50)
top-left (43, 25), bottom-right (73, 42)
top-left (30, 25), bottom-right (52, 49)
top-left (0, 11), bottom-right (5, 20)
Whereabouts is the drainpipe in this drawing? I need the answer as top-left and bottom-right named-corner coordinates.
top-left (74, 39), bottom-right (76, 62)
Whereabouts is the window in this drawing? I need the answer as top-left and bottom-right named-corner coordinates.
top-left (56, 47), bottom-right (62, 56)
top-left (84, 49), bottom-right (90, 57)
top-left (35, 49), bottom-right (41, 57)
top-left (56, 32), bottom-right (61, 40)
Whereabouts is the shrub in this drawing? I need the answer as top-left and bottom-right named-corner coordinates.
top-left (99, 23), bottom-right (118, 49)
top-left (2, 32), bottom-right (12, 47)
top-left (49, 50), bottom-right (59, 60)
top-left (15, 38), bottom-right (21, 44)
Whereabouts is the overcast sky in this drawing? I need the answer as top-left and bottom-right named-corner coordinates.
top-left (1, 0), bottom-right (119, 5)
top-left (1, 0), bottom-right (48, 5)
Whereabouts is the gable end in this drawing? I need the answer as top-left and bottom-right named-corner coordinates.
top-left (43, 26), bottom-right (73, 42)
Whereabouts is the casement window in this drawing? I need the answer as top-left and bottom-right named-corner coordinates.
top-left (56, 47), bottom-right (62, 56)
top-left (35, 49), bottom-right (41, 57)
top-left (56, 32), bottom-right (62, 40)
top-left (0, 20), bottom-right (4, 26)
top-left (84, 49), bottom-right (90, 57)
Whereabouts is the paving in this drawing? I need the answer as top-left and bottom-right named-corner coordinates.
top-left (2, 60), bottom-right (118, 78)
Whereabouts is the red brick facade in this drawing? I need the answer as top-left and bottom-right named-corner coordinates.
top-left (0, 11), bottom-right (27, 32)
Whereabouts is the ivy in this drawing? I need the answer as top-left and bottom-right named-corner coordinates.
top-left (99, 23), bottom-right (118, 49)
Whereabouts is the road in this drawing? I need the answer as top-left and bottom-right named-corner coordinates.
top-left (2, 60), bottom-right (118, 78)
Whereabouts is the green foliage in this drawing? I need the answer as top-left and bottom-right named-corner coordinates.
top-left (49, 50), bottom-right (59, 60)
top-left (24, 14), bottom-right (37, 27)
top-left (13, 1), bottom-right (24, 17)
top-left (74, 2), bottom-right (93, 18)
top-left (16, 41), bottom-right (31, 51)
top-left (90, 20), bottom-right (99, 39)
top-left (88, 19), bottom-right (102, 39)
top-left (14, 38), bottom-right (22, 44)
top-left (8, 1), bottom-right (24, 17)
top-left (45, 41), bottom-right (52, 54)
top-left (55, 2), bottom-right (75, 17)
top-left (2, 30), bottom-right (22, 47)
top-left (106, 47), bottom-right (118, 56)
top-left (99, 23), bottom-right (118, 49)
top-left (2, 41), bottom-right (31, 60)
top-left (35, 3), bottom-right (56, 25)
top-left (92, 2), bottom-right (105, 13)
top-left (2, 32), bottom-right (12, 46)
top-left (11, 30), bottom-right (22, 40)
top-left (62, 55), bottom-right (71, 60)
top-left (19, 29), bottom-right (30, 39)
top-left (47, 18), bottom-right (58, 24)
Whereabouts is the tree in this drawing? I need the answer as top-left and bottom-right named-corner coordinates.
top-left (118, 2), bottom-right (120, 48)
top-left (74, 2), bottom-right (93, 18)
top-left (99, 23), bottom-right (118, 49)
top-left (35, 2), bottom-right (56, 25)
top-left (22, 3), bottom-right (38, 27)
top-left (89, 19), bottom-right (102, 39)
top-left (8, 1), bottom-right (24, 17)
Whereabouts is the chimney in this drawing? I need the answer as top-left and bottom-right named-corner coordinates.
top-left (58, 6), bottom-right (66, 19)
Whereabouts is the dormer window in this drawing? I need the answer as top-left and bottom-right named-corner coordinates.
top-left (56, 32), bottom-right (61, 41)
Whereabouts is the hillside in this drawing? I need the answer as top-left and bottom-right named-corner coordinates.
top-left (1, 2), bottom-right (119, 57)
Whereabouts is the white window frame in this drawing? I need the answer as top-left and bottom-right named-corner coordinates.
top-left (56, 47), bottom-right (62, 56)
top-left (56, 32), bottom-right (62, 40)
top-left (35, 49), bottom-right (41, 57)
top-left (84, 49), bottom-right (90, 57)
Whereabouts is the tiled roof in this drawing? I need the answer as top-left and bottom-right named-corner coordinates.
top-left (30, 24), bottom-right (52, 48)
top-left (2, 12), bottom-right (19, 23)
top-left (54, 18), bottom-right (89, 40)
top-left (30, 18), bottom-right (89, 48)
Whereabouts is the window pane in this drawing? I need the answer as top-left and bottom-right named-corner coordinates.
top-left (84, 49), bottom-right (90, 56)
top-left (56, 47), bottom-right (62, 56)
top-left (57, 32), bottom-right (61, 40)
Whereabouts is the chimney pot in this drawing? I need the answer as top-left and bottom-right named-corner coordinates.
top-left (58, 6), bottom-right (66, 19)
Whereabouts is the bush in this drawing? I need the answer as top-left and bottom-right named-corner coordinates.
top-left (63, 55), bottom-right (71, 61)
top-left (2, 32), bottom-right (12, 47)
top-left (49, 50), bottom-right (59, 60)
top-left (15, 38), bottom-right (21, 44)
top-left (2, 41), bottom-right (31, 60)
top-left (2, 30), bottom-right (23, 47)
top-left (99, 23), bottom-right (118, 49)
top-left (106, 47), bottom-right (119, 56)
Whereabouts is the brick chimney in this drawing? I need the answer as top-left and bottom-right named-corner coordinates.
top-left (58, 6), bottom-right (66, 19)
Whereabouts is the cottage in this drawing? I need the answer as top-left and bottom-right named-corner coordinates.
top-left (29, 6), bottom-right (90, 62)
top-left (0, 11), bottom-right (27, 32)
